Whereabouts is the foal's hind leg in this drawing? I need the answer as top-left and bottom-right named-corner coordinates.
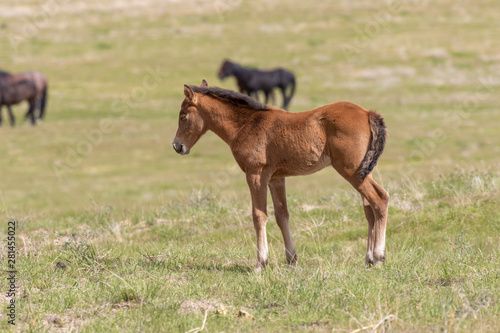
top-left (269, 178), bottom-right (297, 265)
top-left (362, 197), bottom-right (375, 265)
top-left (356, 175), bottom-right (389, 265)
top-left (332, 159), bottom-right (389, 265)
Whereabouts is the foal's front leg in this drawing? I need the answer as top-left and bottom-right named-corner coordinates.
top-left (246, 172), bottom-right (270, 272)
top-left (269, 178), bottom-right (297, 265)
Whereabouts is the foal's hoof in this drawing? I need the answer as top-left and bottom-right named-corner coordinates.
top-left (365, 254), bottom-right (385, 267)
top-left (254, 259), bottom-right (269, 273)
top-left (254, 263), bottom-right (265, 274)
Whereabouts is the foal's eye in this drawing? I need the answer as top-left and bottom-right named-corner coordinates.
top-left (180, 114), bottom-right (187, 120)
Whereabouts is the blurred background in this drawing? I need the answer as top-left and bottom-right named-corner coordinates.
top-left (1, 0), bottom-right (499, 216)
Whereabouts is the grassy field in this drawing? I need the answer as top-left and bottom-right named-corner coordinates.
top-left (1, 0), bottom-right (500, 331)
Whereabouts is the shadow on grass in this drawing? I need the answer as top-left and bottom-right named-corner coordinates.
top-left (182, 262), bottom-right (254, 274)
top-left (138, 252), bottom-right (254, 274)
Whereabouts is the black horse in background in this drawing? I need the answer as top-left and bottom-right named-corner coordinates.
top-left (217, 59), bottom-right (296, 110)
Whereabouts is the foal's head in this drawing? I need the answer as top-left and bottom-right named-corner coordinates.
top-left (172, 80), bottom-right (209, 155)
top-left (217, 59), bottom-right (234, 80)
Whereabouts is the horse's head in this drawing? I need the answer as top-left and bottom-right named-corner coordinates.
top-left (172, 80), bottom-right (209, 155)
top-left (217, 59), bottom-right (234, 80)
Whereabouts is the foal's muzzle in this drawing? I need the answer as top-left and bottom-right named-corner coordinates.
top-left (172, 139), bottom-right (189, 155)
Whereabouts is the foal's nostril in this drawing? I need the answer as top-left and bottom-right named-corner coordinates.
top-left (172, 142), bottom-right (182, 154)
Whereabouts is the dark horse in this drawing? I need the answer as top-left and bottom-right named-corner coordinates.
top-left (0, 70), bottom-right (48, 120)
top-left (0, 76), bottom-right (38, 126)
top-left (217, 59), bottom-right (296, 110)
top-left (173, 80), bottom-right (389, 271)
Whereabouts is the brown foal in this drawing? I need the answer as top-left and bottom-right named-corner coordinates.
top-left (173, 80), bottom-right (389, 271)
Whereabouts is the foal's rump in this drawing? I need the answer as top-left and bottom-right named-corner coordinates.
top-left (272, 101), bottom-right (384, 180)
top-left (260, 101), bottom-right (383, 179)
top-left (319, 101), bottom-right (386, 181)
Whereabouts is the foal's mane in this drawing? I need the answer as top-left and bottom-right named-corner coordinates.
top-left (190, 86), bottom-right (270, 111)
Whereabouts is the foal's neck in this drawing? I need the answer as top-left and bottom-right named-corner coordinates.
top-left (200, 96), bottom-right (253, 146)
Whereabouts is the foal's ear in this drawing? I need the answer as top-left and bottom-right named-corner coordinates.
top-left (183, 84), bottom-right (196, 104)
top-left (200, 79), bottom-right (208, 88)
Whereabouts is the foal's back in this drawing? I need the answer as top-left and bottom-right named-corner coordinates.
top-left (250, 101), bottom-right (371, 139)
top-left (233, 101), bottom-right (372, 178)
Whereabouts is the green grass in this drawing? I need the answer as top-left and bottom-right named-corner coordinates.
top-left (0, 0), bottom-right (500, 331)
top-left (3, 170), bottom-right (500, 332)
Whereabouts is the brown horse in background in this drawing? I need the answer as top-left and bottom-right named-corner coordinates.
top-left (0, 76), bottom-right (38, 126)
top-left (172, 80), bottom-right (389, 271)
top-left (0, 70), bottom-right (48, 120)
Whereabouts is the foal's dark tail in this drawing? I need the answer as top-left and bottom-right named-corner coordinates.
top-left (357, 111), bottom-right (387, 181)
top-left (39, 83), bottom-right (48, 119)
